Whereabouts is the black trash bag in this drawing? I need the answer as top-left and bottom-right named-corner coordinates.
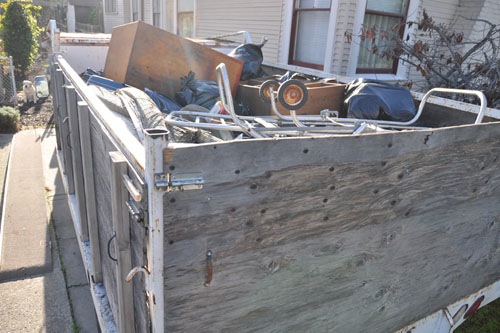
top-left (343, 78), bottom-right (416, 121)
top-left (229, 39), bottom-right (267, 81)
top-left (278, 71), bottom-right (318, 83)
top-left (145, 88), bottom-right (182, 114)
top-left (175, 71), bottom-right (219, 110)
top-left (81, 68), bottom-right (103, 82)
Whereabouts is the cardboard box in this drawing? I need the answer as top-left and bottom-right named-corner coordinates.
top-left (104, 21), bottom-right (243, 99)
top-left (236, 77), bottom-right (346, 116)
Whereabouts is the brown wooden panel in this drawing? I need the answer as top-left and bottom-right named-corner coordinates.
top-left (104, 21), bottom-right (243, 99)
top-left (237, 77), bottom-right (346, 116)
top-left (101, 22), bottom-right (136, 83)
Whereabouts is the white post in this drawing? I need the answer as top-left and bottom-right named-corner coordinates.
top-left (67, 4), bottom-right (76, 32)
top-left (144, 128), bottom-right (168, 332)
top-left (8, 57), bottom-right (16, 105)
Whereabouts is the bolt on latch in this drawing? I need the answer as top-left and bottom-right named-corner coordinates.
top-left (154, 173), bottom-right (204, 192)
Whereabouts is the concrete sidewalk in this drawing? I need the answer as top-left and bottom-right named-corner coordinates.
top-left (0, 128), bottom-right (98, 332)
top-left (0, 130), bottom-right (51, 280)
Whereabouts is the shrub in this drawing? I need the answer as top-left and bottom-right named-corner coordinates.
top-left (0, 1), bottom-right (41, 81)
top-left (345, 10), bottom-right (500, 108)
top-left (0, 106), bottom-right (19, 133)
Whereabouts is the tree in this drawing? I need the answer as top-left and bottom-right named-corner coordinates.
top-left (346, 10), bottom-right (500, 108)
top-left (0, 1), bottom-right (41, 81)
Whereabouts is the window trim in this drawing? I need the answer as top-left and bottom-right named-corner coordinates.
top-left (286, 0), bottom-right (339, 73)
top-left (347, 0), bottom-right (419, 81)
top-left (175, 0), bottom-right (196, 37)
top-left (289, 5), bottom-right (331, 70)
top-left (153, 0), bottom-right (162, 28)
top-left (130, 0), bottom-right (141, 21)
top-left (105, 0), bottom-right (117, 14)
top-left (356, 1), bottom-right (410, 74)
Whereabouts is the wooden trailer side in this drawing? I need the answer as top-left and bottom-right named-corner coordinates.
top-left (51, 56), bottom-right (150, 332)
top-left (161, 123), bottom-right (500, 332)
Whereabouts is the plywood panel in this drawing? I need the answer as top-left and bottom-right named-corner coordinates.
top-left (104, 21), bottom-right (243, 99)
top-left (161, 122), bottom-right (500, 332)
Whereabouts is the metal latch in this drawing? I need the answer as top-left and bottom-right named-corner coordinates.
top-left (155, 173), bottom-right (204, 192)
top-left (125, 200), bottom-right (144, 223)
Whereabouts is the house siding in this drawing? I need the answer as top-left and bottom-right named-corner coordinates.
top-left (164, 0), bottom-right (175, 33)
top-left (102, 0), bottom-right (495, 86)
top-left (406, 0), bottom-right (500, 90)
top-left (466, 0), bottom-right (500, 42)
top-left (332, 0), bottom-right (359, 76)
top-left (406, 0), bottom-right (462, 88)
top-left (103, 0), bottom-right (129, 33)
top-left (195, 0), bottom-right (283, 63)
top-left (143, 0), bottom-right (153, 25)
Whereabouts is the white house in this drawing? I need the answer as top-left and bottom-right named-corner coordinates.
top-left (102, 0), bottom-right (500, 85)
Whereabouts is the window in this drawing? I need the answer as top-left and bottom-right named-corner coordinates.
top-left (131, 0), bottom-right (140, 21)
top-left (356, 0), bottom-right (410, 74)
top-left (177, 0), bottom-right (194, 37)
top-left (153, 0), bottom-right (161, 27)
top-left (289, 0), bottom-right (331, 70)
top-left (105, 0), bottom-right (117, 14)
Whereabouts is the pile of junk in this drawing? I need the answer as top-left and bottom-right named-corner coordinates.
top-left (82, 21), bottom-right (420, 144)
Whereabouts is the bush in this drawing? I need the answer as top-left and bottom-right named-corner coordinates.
top-left (345, 10), bottom-right (500, 108)
top-left (0, 1), bottom-right (41, 81)
top-left (0, 106), bottom-right (19, 133)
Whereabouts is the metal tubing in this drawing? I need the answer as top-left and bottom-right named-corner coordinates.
top-left (269, 86), bottom-right (485, 129)
top-left (417, 88), bottom-right (487, 124)
top-left (216, 63), bottom-right (265, 138)
top-left (165, 111), bottom-right (354, 136)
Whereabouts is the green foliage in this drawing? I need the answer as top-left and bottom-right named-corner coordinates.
top-left (0, 1), bottom-right (41, 80)
top-left (0, 106), bottom-right (19, 133)
top-left (88, 6), bottom-right (102, 26)
top-left (456, 298), bottom-right (500, 333)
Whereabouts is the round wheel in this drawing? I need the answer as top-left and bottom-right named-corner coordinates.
top-left (277, 79), bottom-right (308, 110)
top-left (258, 80), bottom-right (280, 104)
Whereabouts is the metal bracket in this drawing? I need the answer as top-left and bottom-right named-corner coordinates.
top-left (125, 200), bottom-right (144, 224)
top-left (154, 173), bottom-right (204, 192)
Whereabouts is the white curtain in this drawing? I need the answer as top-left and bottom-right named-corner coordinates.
top-left (294, 10), bottom-right (330, 65)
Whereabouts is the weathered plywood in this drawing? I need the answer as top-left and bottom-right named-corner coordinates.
top-left (110, 151), bottom-right (135, 333)
top-left (90, 113), bottom-right (149, 333)
top-left (161, 122), bottom-right (500, 332)
top-left (78, 101), bottom-right (102, 283)
top-left (90, 114), bottom-right (119, 326)
top-left (68, 93), bottom-right (89, 241)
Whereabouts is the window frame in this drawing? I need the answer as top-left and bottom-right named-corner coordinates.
top-left (153, 0), bottom-right (161, 27)
top-left (176, 0), bottom-right (195, 37)
top-left (131, 0), bottom-right (140, 21)
top-left (356, 0), bottom-right (411, 74)
top-left (105, 0), bottom-right (117, 14)
top-left (288, 2), bottom-right (331, 70)
top-left (346, 0), bottom-right (419, 81)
